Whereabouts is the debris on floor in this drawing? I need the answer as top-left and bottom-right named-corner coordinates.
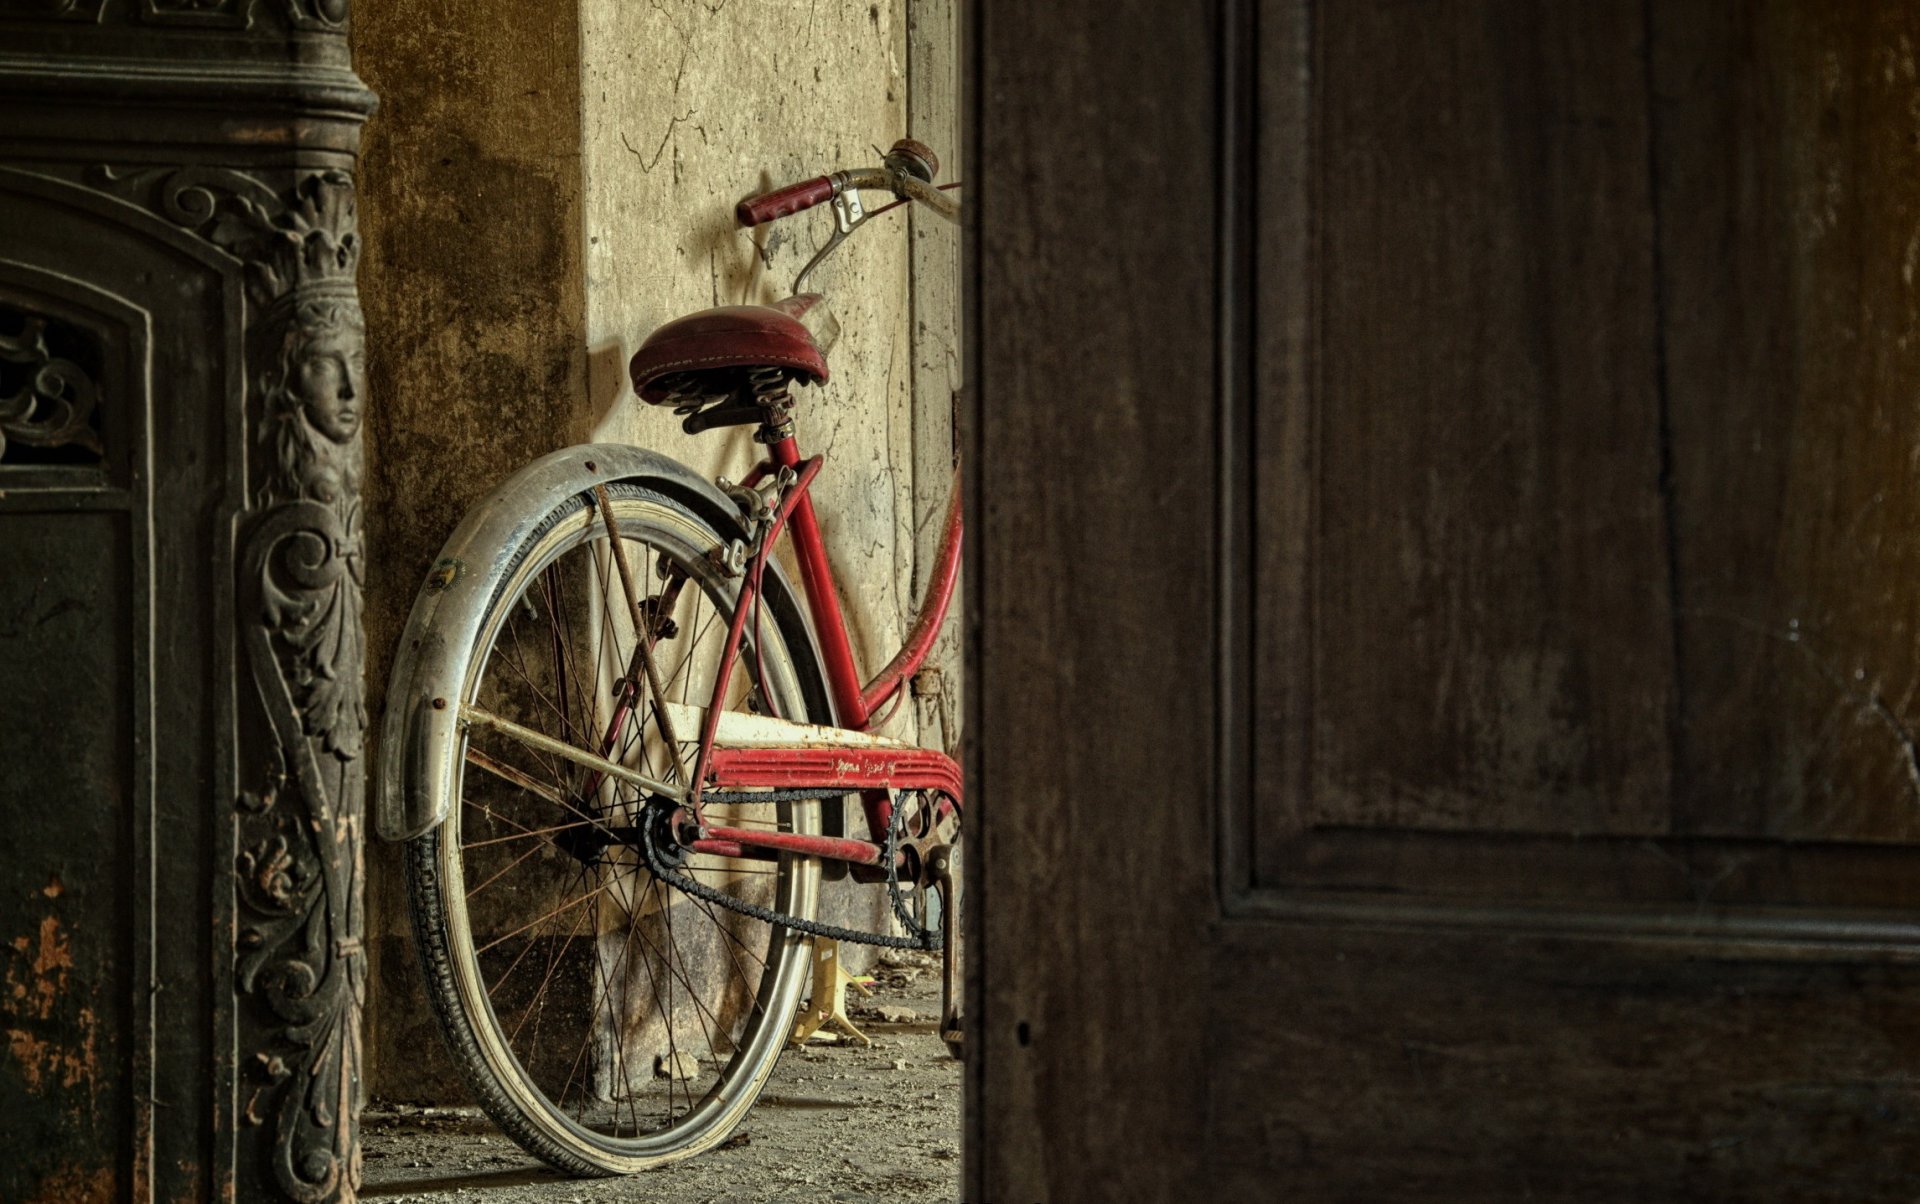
top-left (361, 953), bottom-right (960, 1203)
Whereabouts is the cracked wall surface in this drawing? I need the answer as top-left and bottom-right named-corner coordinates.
top-left (354, 0), bottom-right (953, 1099)
top-left (580, 0), bottom-right (929, 969)
top-left (580, 0), bottom-right (920, 719)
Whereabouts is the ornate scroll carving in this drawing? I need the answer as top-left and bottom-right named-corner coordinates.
top-left (278, 0), bottom-right (348, 27)
top-left (139, 0), bottom-right (250, 27)
top-left (140, 0), bottom-right (348, 32)
top-left (0, 306), bottom-right (105, 464)
top-left (121, 166), bottom-right (366, 1202)
top-left (238, 170), bottom-right (365, 1203)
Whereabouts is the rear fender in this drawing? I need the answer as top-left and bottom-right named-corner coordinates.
top-left (374, 443), bottom-right (817, 842)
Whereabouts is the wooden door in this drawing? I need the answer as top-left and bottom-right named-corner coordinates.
top-left (968, 2), bottom-right (1920, 1199)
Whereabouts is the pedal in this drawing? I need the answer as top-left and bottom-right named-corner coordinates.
top-left (790, 938), bottom-right (874, 1047)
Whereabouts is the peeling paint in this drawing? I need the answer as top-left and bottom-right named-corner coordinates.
top-left (1, 911), bottom-right (101, 1110)
top-left (7, 915), bottom-right (73, 1022)
top-left (23, 1163), bottom-right (114, 1204)
top-left (6, 1007), bottom-right (98, 1094)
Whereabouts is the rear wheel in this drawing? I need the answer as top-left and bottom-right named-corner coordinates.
top-left (404, 482), bottom-right (824, 1175)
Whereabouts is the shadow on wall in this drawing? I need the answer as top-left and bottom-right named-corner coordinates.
top-left (584, 172), bottom-right (789, 437)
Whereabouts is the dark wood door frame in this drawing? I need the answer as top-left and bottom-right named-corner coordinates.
top-left (966, 2), bottom-right (1920, 1199)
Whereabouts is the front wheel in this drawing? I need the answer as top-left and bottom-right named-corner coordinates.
top-left (402, 482), bottom-right (827, 1176)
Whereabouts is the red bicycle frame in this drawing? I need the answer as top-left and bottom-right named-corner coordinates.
top-left (616, 431), bottom-right (963, 870)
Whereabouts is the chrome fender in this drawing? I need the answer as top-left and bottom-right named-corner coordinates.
top-left (376, 443), bottom-right (755, 841)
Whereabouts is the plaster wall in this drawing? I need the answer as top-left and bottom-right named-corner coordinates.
top-left (579, 0), bottom-right (920, 719)
top-left (353, 0), bottom-right (954, 1100)
top-left (357, 0), bottom-right (588, 1101)
top-left (577, 0), bottom-right (928, 969)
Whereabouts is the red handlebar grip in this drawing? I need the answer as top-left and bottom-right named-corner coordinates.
top-left (737, 176), bottom-right (836, 227)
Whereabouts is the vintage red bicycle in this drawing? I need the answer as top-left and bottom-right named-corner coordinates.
top-left (375, 139), bottom-right (963, 1176)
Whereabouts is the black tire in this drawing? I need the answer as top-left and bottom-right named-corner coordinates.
top-left (402, 482), bottom-right (828, 1175)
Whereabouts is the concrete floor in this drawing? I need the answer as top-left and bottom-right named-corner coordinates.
top-left (360, 952), bottom-right (961, 1203)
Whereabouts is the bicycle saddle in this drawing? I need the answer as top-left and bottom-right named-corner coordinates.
top-left (629, 294), bottom-right (830, 405)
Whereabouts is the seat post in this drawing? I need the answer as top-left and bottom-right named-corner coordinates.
top-left (748, 365), bottom-right (798, 443)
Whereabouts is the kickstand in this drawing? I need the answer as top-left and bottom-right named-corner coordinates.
top-left (935, 854), bottom-right (963, 1060)
top-left (791, 938), bottom-right (874, 1047)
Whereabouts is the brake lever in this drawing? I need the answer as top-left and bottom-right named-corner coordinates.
top-left (792, 185), bottom-right (867, 294)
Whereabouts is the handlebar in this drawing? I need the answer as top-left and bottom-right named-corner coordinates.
top-left (736, 139), bottom-right (959, 229)
top-left (736, 175), bottom-right (838, 227)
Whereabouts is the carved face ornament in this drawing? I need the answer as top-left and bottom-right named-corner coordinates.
top-left (294, 320), bottom-right (365, 444)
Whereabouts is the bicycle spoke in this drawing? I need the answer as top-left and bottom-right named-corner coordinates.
top-left (512, 863), bottom-right (599, 1084)
top-left (517, 866), bottom-right (597, 1070)
top-left (466, 836), bottom-right (549, 899)
top-left (554, 876), bottom-right (632, 1122)
top-left (541, 565), bottom-right (576, 751)
top-left (462, 817), bottom-right (591, 852)
top-left (684, 884), bottom-right (773, 990)
top-left (657, 902), bottom-right (725, 1085)
top-left (625, 887), bottom-right (740, 1055)
top-left (427, 488), bottom-right (823, 1162)
top-left (465, 744), bottom-right (569, 807)
top-left (591, 882), bottom-right (657, 1135)
top-left (595, 489), bottom-right (687, 782)
top-left (499, 604), bottom-right (568, 726)
top-left (477, 876), bottom-right (615, 957)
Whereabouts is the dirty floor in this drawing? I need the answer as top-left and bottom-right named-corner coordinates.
top-left (361, 950), bottom-right (961, 1203)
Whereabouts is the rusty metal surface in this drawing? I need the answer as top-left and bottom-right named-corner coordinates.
top-left (0, 516), bottom-right (126, 1204)
top-left (0, 8), bottom-right (374, 1201)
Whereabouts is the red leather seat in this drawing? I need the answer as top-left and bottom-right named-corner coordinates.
top-left (628, 297), bottom-right (829, 404)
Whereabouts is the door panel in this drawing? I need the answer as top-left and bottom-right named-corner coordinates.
top-left (974, 0), bottom-right (1920, 1199)
top-left (1207, 926), bottom-right (1920, 1201)
top-left (1248, 0), bottom-right (1920, 916)
top-left (1296, 0), bottom-right (1673, 842)
top-left (1657, 2), bottom-right (1920, 846)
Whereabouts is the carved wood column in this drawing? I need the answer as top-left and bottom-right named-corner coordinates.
top-left (0, 6), bottom-right (374, 1201)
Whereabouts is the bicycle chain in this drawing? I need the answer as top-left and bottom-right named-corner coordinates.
top-left (639, 792), bottom-right (941, 951)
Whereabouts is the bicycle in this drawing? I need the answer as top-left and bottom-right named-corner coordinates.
top-left (373, 139), bottom-right (964, 1177)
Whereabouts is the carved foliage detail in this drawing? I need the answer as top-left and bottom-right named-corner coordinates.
top-left (0, 306), bottom-right (105, 465)
top-left (122, 166), bottom-right (365, 1202)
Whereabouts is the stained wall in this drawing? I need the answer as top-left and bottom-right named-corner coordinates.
top-left (579, 0), bottom-right (920, 700)
top-left (354, 0), bottom-right (956, 1097)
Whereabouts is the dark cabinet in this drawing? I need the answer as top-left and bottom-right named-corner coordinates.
top-left (0, 10), bottom-right (373, 1201)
